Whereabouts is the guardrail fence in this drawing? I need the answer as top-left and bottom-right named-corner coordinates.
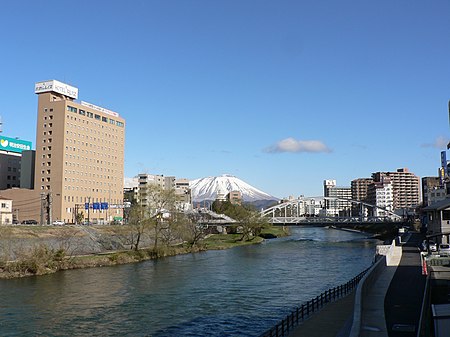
top-left (259, 265), bottom-right (372, 337)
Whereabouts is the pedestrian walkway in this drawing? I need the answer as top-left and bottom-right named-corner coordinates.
top-left (288, 232), bottom-right (424, 337)
top-left (358, 263), bottom-right (397, 336)
top-left (384, 233), bottom-right (426, 337)
top-left (287, 292), bottom-right (355, 337)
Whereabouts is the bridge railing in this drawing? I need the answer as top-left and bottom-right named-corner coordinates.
top-left (259, 265), bottom-right (372, 337)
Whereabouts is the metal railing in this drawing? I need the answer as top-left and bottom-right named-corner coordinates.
top-left (259, 265), bottom-right (372, 337)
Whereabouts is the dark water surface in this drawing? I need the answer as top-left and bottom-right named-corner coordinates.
top-left (0, 227), bottom-right (379, 336)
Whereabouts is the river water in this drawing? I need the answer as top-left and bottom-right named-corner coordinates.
top-left (0, 226), bottom-right (379, 337)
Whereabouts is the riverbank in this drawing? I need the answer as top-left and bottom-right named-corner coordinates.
top-left (0, 225), bottom-right (289, 279)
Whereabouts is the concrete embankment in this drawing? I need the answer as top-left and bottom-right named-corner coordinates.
top-left (349, 237), bottom-right (402, 337)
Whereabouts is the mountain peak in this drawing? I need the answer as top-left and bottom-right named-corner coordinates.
top-left (189, 175), bottom-right (278, 203)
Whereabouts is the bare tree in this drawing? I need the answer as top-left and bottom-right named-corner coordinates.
top-left (179, 213), bottom-right (207, 248)
top-left (144, 184), bottom-right (177, 251)
top-left (127, 204), bottom-right (148, 251)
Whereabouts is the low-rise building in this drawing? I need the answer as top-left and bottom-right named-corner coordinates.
top-left (423, 198), bottom-right (450, 244)
top-left (227, 191), bottom-right (242, 205)
top-left (0, 196), bottom-right (13, 224)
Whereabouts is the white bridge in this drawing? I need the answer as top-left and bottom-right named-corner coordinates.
top-left (261, 197), bottom-right (404, 225)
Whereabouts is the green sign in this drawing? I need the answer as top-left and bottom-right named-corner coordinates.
top-left (113, 217), bottom-right (123, 221)
top-left (0, 136), bottom-right (32, 153)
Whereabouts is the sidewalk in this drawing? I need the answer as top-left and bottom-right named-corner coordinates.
top-left (287, 292), bottom-right (355, 337)
top-left (288, 233), bottom-right (423, 337)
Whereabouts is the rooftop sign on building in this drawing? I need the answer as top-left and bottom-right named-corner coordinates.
top-left (35, 80), bottom-right (78, 99)
top-left (0, 136), bottom-right (32, 154)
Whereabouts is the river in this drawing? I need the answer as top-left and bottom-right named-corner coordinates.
top-left (0, 226), bottom-right (380, 337)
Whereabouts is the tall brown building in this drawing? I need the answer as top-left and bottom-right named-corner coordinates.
top-left (372, 168), bottom-right (420, 211)
top-left (351, 178), bottom-right (373, 215)
top-left (34, 80), bottom-right (125, 223)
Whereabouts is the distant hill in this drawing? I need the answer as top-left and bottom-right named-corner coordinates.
top-left (189, 175), bottom-right (279, 209)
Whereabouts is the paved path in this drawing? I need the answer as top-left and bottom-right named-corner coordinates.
top-left (287, 292), bottom-right (355, 337)
top-left (288, 233), bottom-right (425, 337)
top-left (384, 233), bottom-right (426, 337)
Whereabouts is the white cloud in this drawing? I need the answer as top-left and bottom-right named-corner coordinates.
top-left (264, 137), bottom-right (332, 153)
top-left (421, 136), bottom-right (449, 149)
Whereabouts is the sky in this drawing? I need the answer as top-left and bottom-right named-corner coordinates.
top-left (1, 0), bottom-right (450, 199)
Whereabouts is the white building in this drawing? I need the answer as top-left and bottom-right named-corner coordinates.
top-left (323, 180), bottom-right (352, 216)
top-left (373, 182), bottom-right (393, 217)
top-left (0, 196), bottom-right (13, 224)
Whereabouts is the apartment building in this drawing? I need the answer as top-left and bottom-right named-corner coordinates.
top-left (32, 80), bottom-right (125, 223)
top-left (422, 176), bottom-right (445, 207)
top-left (227, 191), bottom-right (242, 205)
top-left (323, 180), bottom-right (352, 216)
top-left (175, 178), bottom-right (192, 210)
top-left (372, 168), bottom-right (420, 212)
top-left (351, 178), bottom-right (373, 216)
top-left (367, 179), bottom-right (393, 217)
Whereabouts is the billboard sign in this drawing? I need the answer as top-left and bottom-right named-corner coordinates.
top-left (0, 136), bottom-right (32, 153)
top-left (35, 80), bottom-right (78, 99)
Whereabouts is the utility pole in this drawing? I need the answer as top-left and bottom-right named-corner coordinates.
top-left (40, 192), bottom-right (45, 225)
top-left (49, 192), bottom-right (52, 225)
top-left (46, 192), bottom-right (52, 225)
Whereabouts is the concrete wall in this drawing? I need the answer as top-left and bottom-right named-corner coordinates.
top-left (349, 239), bottom-right (402, 337)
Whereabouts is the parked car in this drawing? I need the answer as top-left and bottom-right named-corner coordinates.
top-left (21, 219), bottom-right (38, 225)
top-left (439, 244), bottom-right (450, 256)
top-left (52, 220), bottom-right (65, 225)
top-left (429, 241), bottom-right (438, 253)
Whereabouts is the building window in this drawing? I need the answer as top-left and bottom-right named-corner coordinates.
top-left (79, 109), bottom-right (86, 116)
top-left (443, 210), bottom-right (450, 221)
top-left (67, 106), bottom-right (77, 113)
top-left (95, 114), bottom-right (101, 120)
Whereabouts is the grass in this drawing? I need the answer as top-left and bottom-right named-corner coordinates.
top-left (0, 225), bottom-right (287, 279)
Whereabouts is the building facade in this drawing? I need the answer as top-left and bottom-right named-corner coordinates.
top-left (422, 176), bottom-right (445, 207)
top-left (367, 179), bottom-right (393, 217)
top-left (0, 135), bottom-right (33, 190)
top-left (227, 191), bottom-right (242, 205)
top-left (323, 180), bottom-right (352, 216)
top-left (351, 178), bottom-right (373, 216)
top-left (0, 196), bottom-right (13, 224)
top-left (34, 80), bottom-right (125, 223)
top-left (372, 168), bottom-right (420, 213)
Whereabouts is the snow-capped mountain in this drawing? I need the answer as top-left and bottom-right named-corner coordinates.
top-left (189, 175), bottom-right (279, 204)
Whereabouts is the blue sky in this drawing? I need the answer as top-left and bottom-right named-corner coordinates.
top-left (1, 0), bottom-right (450, 198)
